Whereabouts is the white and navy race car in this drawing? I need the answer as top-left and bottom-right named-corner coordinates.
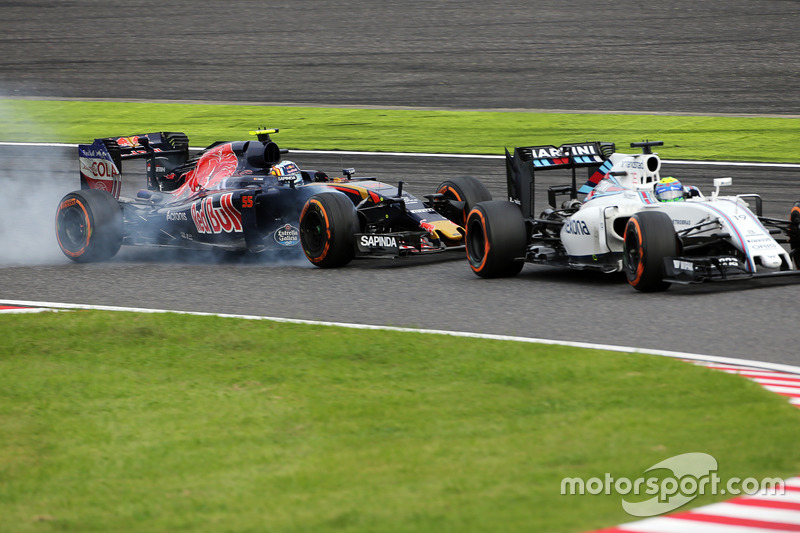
top-left (465, 140), bottom-right (800, 291)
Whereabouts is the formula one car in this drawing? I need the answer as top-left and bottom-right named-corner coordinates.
top-left (465, 140), bottom-right (800, 291)
top-left (56, 128), bottom-right (490, 267)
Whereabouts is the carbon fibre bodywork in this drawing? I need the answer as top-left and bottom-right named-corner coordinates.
top-left (57, 130), bottom-right (475, 266)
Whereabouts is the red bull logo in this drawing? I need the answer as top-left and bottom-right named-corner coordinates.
top-left (115, 136), bottom-right (140, 148)
top-left (190, 193), bottom-right (243, 234)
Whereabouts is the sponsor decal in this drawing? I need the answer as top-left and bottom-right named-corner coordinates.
top-left (420, 221), bottom-right (436, 233)
top-left (274, 224), bottom-right (300, 246)
top-left (80, 158), bottom-right (119, 179)
top-left (620, 159), bottom-right (644, 169)
top-left (80, 148), bottom-right (110, 159)
top-left (360, 235), bottom-right (398, 248)
top-left (564, 219), bottom-right (591, 236)
top-left (531, 144), bottom-right (597, 159)
top-left (190, 193), bottom-right (243, 234)
top-left (672, 259), bottom-right (695, 272)
top-left (671, 218), bottom-right (692, 226)
top-left (116, 135), bottom-right (140, 148)
top-left (166, 211), bottom-right (188, 222)
top-left (174, 144), bottom-right (239, 200)
top-left (60, 198), bottom-right (77, 209)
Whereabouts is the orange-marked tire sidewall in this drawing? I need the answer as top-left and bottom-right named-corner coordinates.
top-left (627, 217), bottom-right (645, 287)
top-left (56, 197), bottom-right (92, 258)
top-left (467, 208), bottom-right (491, 274)
top-left (302, 199), bottom-right (332, 263)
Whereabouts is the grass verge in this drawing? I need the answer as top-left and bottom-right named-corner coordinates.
top-left (1, 311), bottom-right (799, 532)
top-left (1, 99), bottom-right (798, 162)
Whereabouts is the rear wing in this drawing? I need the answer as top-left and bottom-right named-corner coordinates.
top-left (506, 141), bottom-right (615, 219)
top-left (78, 132), bottom-right (189, 198)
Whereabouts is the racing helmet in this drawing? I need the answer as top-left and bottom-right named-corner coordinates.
top-left (270, 160), bottom-right (304, 186)
top-left (655, 177), bottom-right (684, 202)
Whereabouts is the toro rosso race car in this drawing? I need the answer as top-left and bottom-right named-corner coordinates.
top-left (465, 140), bottom-right (800, 291)
top-left (56, 128), bottom-right (490, 267)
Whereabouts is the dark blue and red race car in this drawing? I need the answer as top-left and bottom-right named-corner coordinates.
top-left (56, 128), bottom-right (490, 267)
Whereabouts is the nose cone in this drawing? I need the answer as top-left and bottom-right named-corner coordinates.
top-left (423, 219), bottom-right (464, 242)
top-left (761, 254), bottom-right (782, 269)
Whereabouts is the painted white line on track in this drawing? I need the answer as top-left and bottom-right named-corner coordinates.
top-left (1, 141), bottom-right (798, 169)
top-left (3, 299), bottom-right (800, 376)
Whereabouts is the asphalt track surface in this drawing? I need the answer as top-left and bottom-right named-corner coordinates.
top-left (1, 1), bottom-right (799, 115)
top-left (0, 1), bottom-right (799, 366)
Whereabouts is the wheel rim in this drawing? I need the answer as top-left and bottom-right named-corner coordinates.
top-left (300, 209), bottom-right (326, 256)
top-left (623, 223), bottom-right (642, 280)
top-left (466, 217), bottom-right (486, 264)
top-left (59, 207), bottom-right (88, 250)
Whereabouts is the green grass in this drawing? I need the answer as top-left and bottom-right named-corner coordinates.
top-left (1, 99), bottom-right (798, 162)
top-left (1, 311), bottom-right (799, 532)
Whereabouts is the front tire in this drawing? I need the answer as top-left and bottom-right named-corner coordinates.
top-left (299, 192), bottom-right (357, 268)
top-left (466, 201), bottom-right (527, 278)
top-left (623, 211), bottom-right (679, 292)
top-left (789, 201), bottom-right (800, 269)
top-left (55, 189), bottom-right (123, 262)
top-left (436, 176), bottom-right (492, 226)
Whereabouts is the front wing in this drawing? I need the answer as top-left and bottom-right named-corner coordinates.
top-left (663, 255), bottom-right (800, 284)
top-left (354, 232), bottom-right (462, 258)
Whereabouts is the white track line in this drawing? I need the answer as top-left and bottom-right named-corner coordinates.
top-left (1, 141), bottom-right (798, 169)
top-left (3, 299), bottom-right (800, 376)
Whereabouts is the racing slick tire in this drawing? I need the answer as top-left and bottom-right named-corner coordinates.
top-left (300, 192), bottom-right (357, 268)
top-left (790, 201), bottom-right (800, 269)
top-left (436, 176), bottom-right (492, 226)
top-left (55, 189), bottom-right (123, 262)
top-left (623, 210), bottom-right (679, 292)
top-left (466, 200), bottom-right (527, 278)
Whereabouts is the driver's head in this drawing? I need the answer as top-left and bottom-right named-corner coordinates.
top-left (270, 160), bottom-right (303, 185)
top-left (655, 177), bottom-right (684, 202)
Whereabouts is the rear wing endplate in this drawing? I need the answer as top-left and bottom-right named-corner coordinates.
top-left (78, 132), bottom-right (189, 198)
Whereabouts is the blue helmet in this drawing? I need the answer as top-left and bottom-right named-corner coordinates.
top-left (270, 160), bottom-right (304, 186)
top-left (655, 177), bottom-right (684, 202)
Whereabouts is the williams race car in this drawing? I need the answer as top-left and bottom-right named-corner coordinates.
top-left (464, 140), bottom-right (800, 291)
top-left (56, 129), bottom-right (490, 267)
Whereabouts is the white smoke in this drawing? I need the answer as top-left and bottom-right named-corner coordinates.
top-left (0, 145), bottom-right (76, 265)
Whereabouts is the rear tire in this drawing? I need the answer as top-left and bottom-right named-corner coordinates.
top-left (55, 189), bottom-right (123, 262)
top-left (436, 176), bottom-right (492, 226)
top-left (623, 210), bottom-right (679, 292)
top-left (466, 201), bottom-right (527, 278)
top-left (299, 192), bottom-right (357, 268)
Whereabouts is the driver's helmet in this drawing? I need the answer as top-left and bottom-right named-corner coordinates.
top-left (270, 160), bottom-right (303, 186)
top-left (655, 177), bottom-right (684, 202)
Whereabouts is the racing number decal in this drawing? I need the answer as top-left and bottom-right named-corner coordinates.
top-left (242, 196), bottom-right (254, 208)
